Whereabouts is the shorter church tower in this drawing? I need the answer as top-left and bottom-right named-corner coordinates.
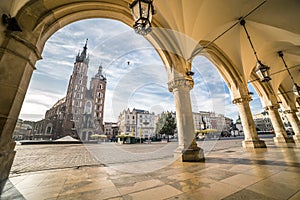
top-left (90, 65), bottom-right (107, 132)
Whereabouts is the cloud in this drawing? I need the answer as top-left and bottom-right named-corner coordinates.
top-left (20, 18), bottom-right (264, 123)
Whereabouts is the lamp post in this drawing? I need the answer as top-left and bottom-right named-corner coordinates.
top-left (240, 19), bottom-right (271, 82)
top-left (129, 0), bottom-right (155, 35)
top-left (278, 51), bottom-right (300, 96)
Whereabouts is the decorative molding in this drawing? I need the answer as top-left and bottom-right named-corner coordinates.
top-left (283, 110), bottom-right (295, 114)
top-left (168, 77), bottom-right (194, 92)
top-left (264, 104), bottom-right (280, 111)
top-left (5, 32), bottom-right (42, 61)
top-left (232, 95), bottom-right (252, 104)
top-left (0, 47), bottom-right (36, 70)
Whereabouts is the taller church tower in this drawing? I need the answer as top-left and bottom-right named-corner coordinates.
top-left (43, 39), bottom-right (107, 140)
top-left (64, 39), bottom-right (89, 136)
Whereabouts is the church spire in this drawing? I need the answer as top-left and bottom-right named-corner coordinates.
top-left (75, 39), bottom-right (89, 64)
top-left (94, 64), bottom-right (106, 81)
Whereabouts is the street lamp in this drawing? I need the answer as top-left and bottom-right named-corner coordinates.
top-left (278, 51), bottom-right (300, 96)
top-left (240, 19), bottom-right (271, 82)
top-left (129, 0), bottom-right (155, 35)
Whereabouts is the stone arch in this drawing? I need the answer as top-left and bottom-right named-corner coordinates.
top-left (193, 41), bottom-right (249, 99)
top-left (190, 40), bottom-right (266, 148)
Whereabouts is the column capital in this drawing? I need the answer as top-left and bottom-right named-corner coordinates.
top-left (232, 95), bottom-right (252, 104)
top-left (264, 104), bottom-right (280, 111)
top-left (283, 109), bottom-right (295, 114)
top-left (168, 77), bottom-right (194, 92)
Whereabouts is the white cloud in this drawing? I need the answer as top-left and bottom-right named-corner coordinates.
top-left (20, 18), bottom-right (264, 123)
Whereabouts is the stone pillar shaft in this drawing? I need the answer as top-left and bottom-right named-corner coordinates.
top-left (265, 105), bottom-right (293, 143)
top-left (168, 77), bottom-right (204, 162)
top-left (0, 34), bottom-right (39, 192)
top-left (233, 96), bottom-right (266, 148)
top-left (284, 110), bottom-right (300, 143)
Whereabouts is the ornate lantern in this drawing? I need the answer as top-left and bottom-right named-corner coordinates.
top-left (255, 61), bottom-right (271, 82)
top-left (129, 0), bottom-right (155, 35)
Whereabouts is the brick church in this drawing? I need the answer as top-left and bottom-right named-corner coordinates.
top-left (36, 40), bottom-right (107, 141)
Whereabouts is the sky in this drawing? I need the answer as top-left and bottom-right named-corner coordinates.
top-left (19, 18), bottom-right (264, 122)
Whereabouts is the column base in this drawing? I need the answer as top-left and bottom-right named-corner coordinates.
top-left (0, 150), bottom-right (16, 193)
top-left (174, 147), bottom-right (205, 162)
top-left (242, 140), bottom-right (267, 149)
top-left (273, 136), bottom-right (294, 144)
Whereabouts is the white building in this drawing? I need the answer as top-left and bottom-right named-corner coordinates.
top-left (118, 108), bottom-right (155, 139)
top-left (192, 111), bottom-right (228, 131)
top-left (253, 111), bottom-right (274, 132)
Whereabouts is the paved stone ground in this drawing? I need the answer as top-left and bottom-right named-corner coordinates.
top-left (10, 137), bottom-right (248, 175)
top-left (2, 135), bottom-right (299, 200)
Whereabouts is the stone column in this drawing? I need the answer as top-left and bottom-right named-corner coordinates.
top-left (232, 95), bottom-right (266, 148)
top-left (0, 33), bottom-right (39, 192)
top-left (168, 77), bottom-right (204, 162)
top-left (284, 110), bottom-right (300, 144)
top-left (265, 105), bottom-right (294, 144)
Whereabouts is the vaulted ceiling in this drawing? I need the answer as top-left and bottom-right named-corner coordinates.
top-left (1, 0), bottom-right (300, 106)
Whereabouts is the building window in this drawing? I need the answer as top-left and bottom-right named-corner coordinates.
top-left (85, 101), bottom-right (92, 114)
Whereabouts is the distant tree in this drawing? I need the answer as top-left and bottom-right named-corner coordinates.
top-left (155, 112), bottom-right (177, 142)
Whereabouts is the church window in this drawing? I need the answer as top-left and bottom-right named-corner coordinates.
top-left (84, 101), bottom-right (92, 114)
top-left (99, 84), bottom-right (102, 89)
top-left (79, 79), bottom-right (82, 84)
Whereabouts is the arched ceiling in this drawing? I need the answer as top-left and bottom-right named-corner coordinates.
top-left (3, 0), bottom-right (300, 105)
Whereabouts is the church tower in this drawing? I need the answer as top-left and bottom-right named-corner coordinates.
top-left (64, 39), bottom-right (89, 137)
top-left (90, 65), bottom-right (107, 132)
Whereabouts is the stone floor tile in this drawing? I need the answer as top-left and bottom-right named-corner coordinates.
top-left (222, 189), bottom-right (277, 200)
top-left (247, 179), bottom-right (297, 200)
top-left (57, 187), bottom-right (121, 200)
top-left (126, 185), bottom-right (182, 200)
top-left (266, 171), bottom-right (300, 190)
top-left (166, 172), bottom-right (195, 182)
top-left (220, 173), bottom-right (263, 189)
top-left (169, 177), bottom-right (216, 193)
top-left (17, 185), bottom-right (63, 200)
top-left (196, 168), bottom-right (237, 181)
top-left (289, 190), bottom-right (300, 200)
top-left (185, 181), bottom-right (241, 200)
top-left (118, 179), bottom-right (164, 195)
top-left (0, 180), bottom-right (26, 200)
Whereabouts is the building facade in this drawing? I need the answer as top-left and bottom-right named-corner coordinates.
top-left (253, 111), bottom-right (274, 133)
top-left (36, 40), bottom-right (107, 140)
top-left (104, 122), bottom-right (119, 141)
top-left (118, 108), bottom-right (155, 139)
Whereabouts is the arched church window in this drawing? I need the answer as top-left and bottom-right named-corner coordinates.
top-left (85, 101), bottom-right (92, 114)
